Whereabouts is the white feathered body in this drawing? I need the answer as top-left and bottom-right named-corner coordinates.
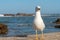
top-left (33, 10), bottom-right (45, 31)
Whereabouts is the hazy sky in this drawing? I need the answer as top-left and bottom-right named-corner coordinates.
top-left (0, 0), bottom-right (60, 14)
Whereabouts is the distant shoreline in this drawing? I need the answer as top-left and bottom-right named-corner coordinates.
top-left (0, 14), bottom-right (34, 17)
top-left (0, 13), bottom-right (60, 17)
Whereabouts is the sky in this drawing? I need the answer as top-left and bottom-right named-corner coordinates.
top-left (0, 0), bottom-right (60, 14)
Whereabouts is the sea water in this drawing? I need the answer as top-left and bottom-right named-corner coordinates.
top-left (0, 16), bottom-right (60, 36)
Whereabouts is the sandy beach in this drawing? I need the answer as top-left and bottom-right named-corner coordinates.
top-left (0, 32), bottom-right (60, 40)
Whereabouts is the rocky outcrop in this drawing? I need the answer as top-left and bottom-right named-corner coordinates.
top-left (0, 24), bottom-right (8, 34)
top-left (54, 25), bottom-right (60, 28)
top-left (53, 18), bottom-right (60, 24)
top-left (15, 35), bottom-right (27, 37)
top-left (53, 18), bottom-right (60, 28)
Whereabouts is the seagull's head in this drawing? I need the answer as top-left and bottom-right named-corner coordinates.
top-left (35, 6), bottom-right (40, 12)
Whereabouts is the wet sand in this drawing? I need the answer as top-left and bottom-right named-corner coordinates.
top-left (0, 32), bottom-right (60, 40)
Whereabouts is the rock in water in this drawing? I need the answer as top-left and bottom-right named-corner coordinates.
top-left (53, 18), bottom-right (60, 24)
top-left (55, 25), bottom-right (60, 28)
top-left (53, 18), bottom-right (60, 28)
top-left (0, 24), bottom-right (8, 34)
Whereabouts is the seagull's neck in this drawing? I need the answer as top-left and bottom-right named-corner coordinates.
top-left (35, 10), bottom-right (41, 18)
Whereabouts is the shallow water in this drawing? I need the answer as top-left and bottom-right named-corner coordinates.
top-left (0, 16), bottom-right (60, 36)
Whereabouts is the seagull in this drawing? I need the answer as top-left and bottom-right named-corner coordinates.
top-left (33, 6), bottom-right (45, 40)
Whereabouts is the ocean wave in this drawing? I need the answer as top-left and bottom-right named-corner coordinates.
top-left (17, 23), bottom-right (32, 26)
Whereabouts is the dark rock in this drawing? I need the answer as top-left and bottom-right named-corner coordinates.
top-left (53, 18), bottom-right (60, 24)
top-left (15, 35), bottom-right (27, 37)
top-left (55, 25), bottom-right (60, 28)
top-left (0, 24), bottom-right (8, 34)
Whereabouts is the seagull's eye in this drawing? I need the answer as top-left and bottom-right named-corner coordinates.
top-left (37, 8), bottom-right (40, 10)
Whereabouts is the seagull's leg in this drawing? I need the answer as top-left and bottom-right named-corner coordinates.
top-left (40, 31), bottom-right (44, 40)
top-left (36, 30), bottom-right (38, 40)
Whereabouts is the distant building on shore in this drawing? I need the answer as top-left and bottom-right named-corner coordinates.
top-left (0, 14), bottom-right (4, 16)
top-left (16, 13), bottom-right (34, 16)
top-left (4, 14), bottom-right (15, 16)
